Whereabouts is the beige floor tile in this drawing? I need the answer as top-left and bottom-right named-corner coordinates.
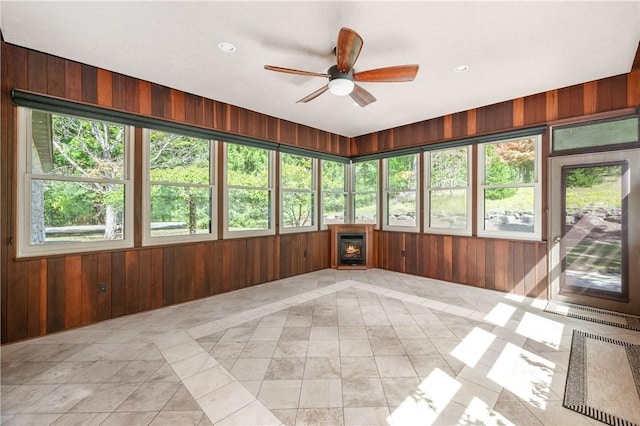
top-left (309, 326), bottom-right (339, 341)
top-left (150, 411), bottom-right (203, 425)
top-left (29, 362), bottom-right (94, 384)
top-left (342, 377), bottom-right (387, 408)
top-left (250, 327), bottom-right (283, 342)
top-left (271, 409), bottom-right (297, 426)
top-left (343, 406), bottom-right (390, 426)
top-left (340, 356), bottom-right (379, 378)
top-left (26, 383), bottom-right (100, 414)
top-left (279, 327), bottom-right (311, 341)
top-left (197, 381), bottom-right (255, 424)
top-left (264, 358), bottom-right (306, 380)
top-left (399, 338), bottom-right (437, 356)
top-left (2, 414), bottom-right (62, 426)
top-left (306, 340), bottom-right (340, 357)
top-left (238, 341), bottom-right (278, 358)
top-left (163, 385), bottom-right (202, 411)
top-left (117, 381), bottom-right (180, 412)
top-left (370, 337), bottom-right (406, 356)
top-left (375, 356), bottom-right (418, 378)
top-left (171, 352), bottom-right (218, 380)
top-left (182, 365), bottom-right (235, 399)
top-left (295, 408), bottom-right (343, 426)
top-left (209, 341), bottom-right (246, 359)
top-left (70, 382), bottom-right (140, 413)
top-left (216, 399), bottom-right (282, 425)
top-left (107, 360), bottom-right (166, 383)
top-left (273, 340), bottom-right (309, 358)
top-left (1, 384), bottom-right (60, 414)
top-left (52, 412), bottom-right (110, 425)
top-left (298, 379), bottom-right (342, 408)
top-left (257, 380), bottom-right (302, 409)
top-left (101, 411), bottom-right (158, 426)
top-left (338, 326), bottom-right (368, 340)
top-left (303, 357), bottom-right (341, 379)
top-left (380, 377), bottom-right (422, 406)
top-left (229, 358), bottom-right (271, 381)
top-left (66, 360), bottom-right (129, 383)
top-left (339, 339), bottom-right (373, 357)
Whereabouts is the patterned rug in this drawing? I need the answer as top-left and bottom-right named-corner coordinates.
top-left (545, 301), bottom-right (640, 331)
top-left (564, 330), bottom-right (640, 426)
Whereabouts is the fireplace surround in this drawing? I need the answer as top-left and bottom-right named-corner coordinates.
top-left (328, 224), bottom-right (374, 269)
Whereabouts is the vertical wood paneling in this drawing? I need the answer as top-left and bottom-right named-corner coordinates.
top-left (46, 56), bottom-right (66, 97)
top-left (162, 246), bottom-right (175, 306)
top-left (47, 257), bottom-right (66, 333)
top-left (81, 254), bottom-right (97, 325)
top-left (2, 42), bottom-right (633, 343)
top-left (111, 251), bottom-right (126, 317)
top-left (97, 69), bottom-right (113, 107)
top-left (64, 61), bottom-right (82, 101)
top-left (151, 248), bottom-right (164, 308)
top-left (138, 249), bottom-right (152, 312)
top-left (97, 253), bottom-right (112, 321)
top-left (64, 255), bottom-right (82, 328)
top-left (27, 259), bottom-right (44, 337)
top-left (7, 260), bottom-right (28, 341)
top-left (81, 64), bottom-right (98, 104)
top-left (27, 50), bottom-right (48, 93)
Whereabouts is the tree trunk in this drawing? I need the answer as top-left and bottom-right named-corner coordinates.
top-left (189, 197), bottom-right (197, 234)
top-left (104, 204), bottom-right (118, 239)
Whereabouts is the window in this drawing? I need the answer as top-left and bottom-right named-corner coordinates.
top-left (17, 108), bottom-right (133, 256)
top-left (383, 154), bottom-right (420, 231)
top-left (424, 147), bottom-right (471, 235)
top-left (280, 152), bottom-right (317, 232)
top-left (223, 143), bottom-right (275, 237)
top-left (143, 129), bottom-right (216, 244)
top-left (478, 135), bottom-right (542, 240)
top-left (321, 160), bottom-right (347, 227)
top-left (352, 160), bottom-right (378, 226)
top-left (552, 116), bottom-right (639, 153)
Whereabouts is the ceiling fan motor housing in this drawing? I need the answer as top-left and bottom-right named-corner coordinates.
top-left (328, 65), bottom-right (355, 96)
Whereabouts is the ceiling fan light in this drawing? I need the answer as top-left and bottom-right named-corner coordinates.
top-left (328, 78), bottom-right (355, 96)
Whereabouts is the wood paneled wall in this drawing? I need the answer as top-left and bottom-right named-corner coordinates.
top-left (352, 71), bottom-right (640, 155)
top-left (376, 232), bottom-right (547, 298)
top-left (2, 40), bottom-right (639, 344)
top-left (3, 234), bottom-right (331, 343)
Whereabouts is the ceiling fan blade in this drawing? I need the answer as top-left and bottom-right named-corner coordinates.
top-left (297, 85), bottom-right (329, 103)
top-left (354, 65), bottom-right (420, 82)
top-left (350, 84), bottom-right (376, 107)
top-left (336, 27), bottom-right (363, 74)
top-left (264, 65), bottom-right (330, 78)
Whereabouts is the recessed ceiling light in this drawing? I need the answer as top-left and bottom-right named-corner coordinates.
top-left (454, 64), bottom-right (470, 73)
top-left (218, 42), bottom-right (236, 53)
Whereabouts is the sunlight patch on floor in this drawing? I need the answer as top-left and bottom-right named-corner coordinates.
top-left (458, 396), bottom-right (516, 426)
top-left (487, 343), bottom-right (555, 409)
top-left (387, 368), bottom-right (461, 426)
top-left (451, 327), bottom-right (496, 368)
top-left (484, 302), bottom-right (517, 327)
top-left (516, 311), bottom-right (564, 350)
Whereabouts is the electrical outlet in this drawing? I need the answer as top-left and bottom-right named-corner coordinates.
top-left (303, 250), bottom-right (308, 258)
top-left (401, 250), bottom-right (406, 257)
top-left (98, 283), bottom-right (107, 294)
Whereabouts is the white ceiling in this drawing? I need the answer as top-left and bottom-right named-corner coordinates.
top-left (1, 1), bottom-right (639, 138)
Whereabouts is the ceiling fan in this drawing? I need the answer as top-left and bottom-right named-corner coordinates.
top-left (264, 27), bottom-right (419, 107)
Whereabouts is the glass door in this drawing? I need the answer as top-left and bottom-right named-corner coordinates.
top-left (549, 150), bottom-right (640, 314)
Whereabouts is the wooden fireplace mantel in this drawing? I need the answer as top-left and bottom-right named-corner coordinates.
top-left (328, 224), bottom-right (374, 270)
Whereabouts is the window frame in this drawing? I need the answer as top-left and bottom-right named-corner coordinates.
top-left (222, 142), bottom-right (276, 239)
top-left (424, 146), bottom-right (472, 236)
top-left (382, 153), bottom-right (421, 233)
top-left (351, 160), bottom-right (379, 228)
top-left (477, 134), bottom-right (542, 241)
top-left (320, 159), bottom-right (348, 230)
top-left (279, 152), bottom-right (318, 234)
top-left (16, 107), bottom-right (134, 257)
top-left (141, 129), bottom-right (218, 246)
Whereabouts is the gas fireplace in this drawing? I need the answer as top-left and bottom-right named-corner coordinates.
top-left (338, 233), bottom-right (366, 266)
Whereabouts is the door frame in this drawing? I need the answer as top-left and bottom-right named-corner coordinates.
top-left (548, 149), bottom-right (640, 315)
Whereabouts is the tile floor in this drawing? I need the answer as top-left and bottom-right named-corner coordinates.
top-left (1, 268), bottom-right (639, 425)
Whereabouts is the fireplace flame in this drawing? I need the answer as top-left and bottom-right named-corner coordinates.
top-left (344, 244), bottom-right (359, 254)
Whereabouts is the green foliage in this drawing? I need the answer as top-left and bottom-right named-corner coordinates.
top-left (354, 160), bottom-right (378, 192)
top-left (388, 155), bottom-right (416, 190)
top-left (485, 145), bottom-right (517, 199)
top-left (565, 166), bottom-right (610, 188)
